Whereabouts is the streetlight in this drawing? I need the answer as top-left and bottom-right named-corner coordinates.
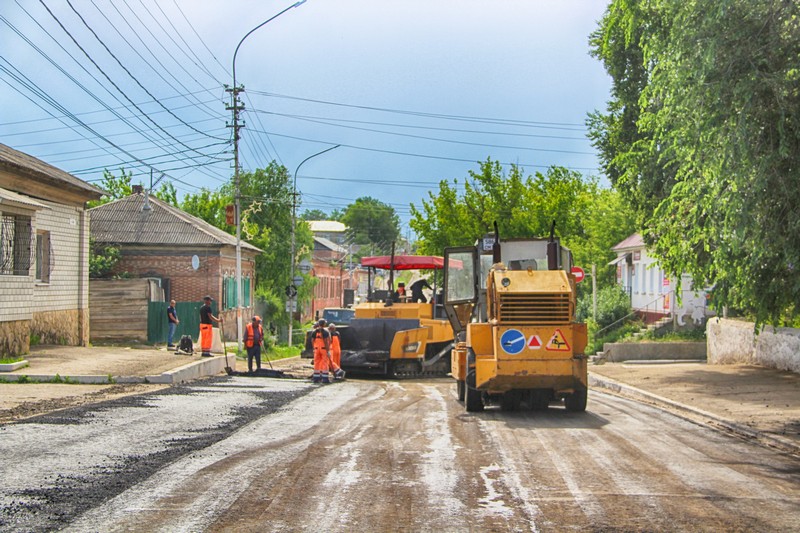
top-left (229, 0), bottom-right (307, 351)
top-left (288, 144), bottom-right (340, 346)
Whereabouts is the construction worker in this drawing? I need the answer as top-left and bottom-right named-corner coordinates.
top-left (199, 296), bottom-right (222, 357)
top-left (244, 315), bottom-right (263, 373)
top-left (311, 318), bottom-right (331, 383)
top-left (328, 323), bottom-right (345, 380)
top-left (409, 278), bottom-right (432, 303)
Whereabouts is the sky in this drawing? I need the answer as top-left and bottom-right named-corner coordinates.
top-left (0, 0), bottom-right (612, 237)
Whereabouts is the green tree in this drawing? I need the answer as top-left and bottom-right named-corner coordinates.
top-left (87, 168), bottom-right (136, 208)
top-left (153, 181), bottom-right (178, 206)
top-left (590, 0), bottom-right (800, 324)
top-left (410, 159), bottom-right (634, 286)
top-left (180, 188), bottom-right (231, 228)
top-left (341, 197), bottom-right (400, 255)
top-left (301, 209), bottom-right (329, 221)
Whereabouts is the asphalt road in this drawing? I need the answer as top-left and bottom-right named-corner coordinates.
top-left (1, 376), bottom-right (798, 532)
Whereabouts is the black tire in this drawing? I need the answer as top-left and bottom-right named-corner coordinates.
top-left (565, 387), bottom-right (588, 412)
top-left (456, 380), bottom-right (465, 402)
top-left (465, 369), bottom-right (484, 412)
top-left (529, 389), bottom-right (551, 411)
top-left (500, 390), bottom-right (521, 411)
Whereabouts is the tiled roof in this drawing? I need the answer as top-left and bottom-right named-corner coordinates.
top-left (89, 193), bottom-right (261, 252)
top-left (308, 220), bottom-right (347, 233)
top-left (0, 144), bottom-right (104, 199)
top-left (611, 233), bottom-right (644, 251)
top-left (0, 186), bottom-right (49, 210)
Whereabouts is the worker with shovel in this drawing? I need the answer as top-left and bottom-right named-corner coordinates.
top-left (311, 319), bottom-right (332, 383)
top-left (199, 296), bottom-right (222, 357)
top-left (328, 323), bottom-right (346, 380)
top-left (244, 315), bottom-right (264, 374)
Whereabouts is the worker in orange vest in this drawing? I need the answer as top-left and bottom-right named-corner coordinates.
top-left (199, 296), bottom-right (222, 357)
top-left (311, 319), bottom-right (331, 383)
top-left (244, 315), bottom-right (263, 373)
top-left (328, 323), bottom-right (345, 380)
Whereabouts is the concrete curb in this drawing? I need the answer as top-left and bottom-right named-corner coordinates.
top-left (0, 356), bottom-right (233, 385)
top-left (589, 372), bottom-right (800, 457)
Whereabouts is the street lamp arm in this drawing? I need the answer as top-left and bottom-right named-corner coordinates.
top-left (232, 0), bottom-right (308, 86)
top-left (294, 144), bottom-right (341, 179)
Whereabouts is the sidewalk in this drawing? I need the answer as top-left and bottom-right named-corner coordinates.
top-left (0, 345), bottom-right (236, 422)
top-left (590, 361), bottom-right (800, 456)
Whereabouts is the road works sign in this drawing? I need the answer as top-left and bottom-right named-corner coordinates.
top-left (571, 266), bottom-right (585, 283)
top-left (545, 329), bottom-right (571, 351)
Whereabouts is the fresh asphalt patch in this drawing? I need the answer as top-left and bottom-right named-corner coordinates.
top-left (0, 376), bottom-right (313, 532)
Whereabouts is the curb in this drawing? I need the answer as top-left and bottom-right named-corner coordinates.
top-left (589, 372), bottom-right (800, 457)
top-left (0, 356), bottom-right (233, 385)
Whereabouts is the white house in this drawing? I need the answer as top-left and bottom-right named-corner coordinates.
top-left (0, 144), bottom-right (104, 356)
top-left (611, 233), bottom-right (714, 327)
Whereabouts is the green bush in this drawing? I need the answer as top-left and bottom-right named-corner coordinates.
top-left (577, 285), bottom-right (633, 329)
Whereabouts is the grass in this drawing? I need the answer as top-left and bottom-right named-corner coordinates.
top-left (0, 356), bottom-right (25, 365)
top-left (637, 327), bottom-right (706, 342)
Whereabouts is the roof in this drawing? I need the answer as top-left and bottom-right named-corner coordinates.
top-left (308, 220), bottom-right (347, 233)
top-left (89, 193), bottom-right (262, 252)
top-left (0, 186), bottom-right (50, 211)
top-left (0, 144), bottom-right (104, 199)
top-left (361, 255), bottom-right (445, 270)
top-left (314, 236), bottom-right (347, 254)
top-left (611, 233), bottom-right (644, 252)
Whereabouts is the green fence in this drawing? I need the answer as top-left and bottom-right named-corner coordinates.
top-left (147, 301), bottom-right (217, 344)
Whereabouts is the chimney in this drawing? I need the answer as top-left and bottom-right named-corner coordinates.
top-left (132, 185), bottom-right (144, 194)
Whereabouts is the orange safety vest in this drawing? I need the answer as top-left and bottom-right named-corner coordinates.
top-left (312, 328), bottom-right (329, 350)
top-left (245, 323), bottom-right (263, 348)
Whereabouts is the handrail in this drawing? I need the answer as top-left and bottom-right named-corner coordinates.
top-left (594, 290), bottom-right (674, 338)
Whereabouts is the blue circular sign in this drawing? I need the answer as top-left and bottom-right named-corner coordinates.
top-left (500, 329), bottom-right (526, 355)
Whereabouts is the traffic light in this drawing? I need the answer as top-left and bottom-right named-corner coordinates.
top-left (225, 204), bottom-right (235, 225)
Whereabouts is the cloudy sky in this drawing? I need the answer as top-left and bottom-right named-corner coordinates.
top-left (1, 0), bottom-right (611, 235)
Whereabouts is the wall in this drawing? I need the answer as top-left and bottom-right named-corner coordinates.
top-left (707, 318), bottom-right (800, 374)
top-left (89, 279), bottom-right (151, 342)
top-left (602, 341), bottom-right (706, 362)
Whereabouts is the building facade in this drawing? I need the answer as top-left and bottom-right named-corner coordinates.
top-left (0, 144), bottom-right (104, 356)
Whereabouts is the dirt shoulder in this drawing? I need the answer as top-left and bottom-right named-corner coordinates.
top-left (590, 362), bottom-right (800, 441)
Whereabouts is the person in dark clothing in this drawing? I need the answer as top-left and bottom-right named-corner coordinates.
top-left (166, 300), bottom-right (179, 348)
top-left (199, 296), bottom-right (222, 357)
top-left (391, 282), bottom-right (406, 303)
top-left (409, 278), bottom-right (432, 303)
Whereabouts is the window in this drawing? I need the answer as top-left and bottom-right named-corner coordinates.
top-left (0, 213), bottom-right (32, 276)
top-left (36, 230), bottom-right (51, 282)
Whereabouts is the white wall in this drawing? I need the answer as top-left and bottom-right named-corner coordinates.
top-left (707, 318), bottom-right (800, 374)
top-left (32, 202), bottom-right (88, 313)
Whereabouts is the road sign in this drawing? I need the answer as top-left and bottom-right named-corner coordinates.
top-left (292, 275), bottom-right (304, 287)
top-left (571, 266), bottom-right (585, 283)
top-left (528, 334), bottom-right (542, 350)
top-left (285, 301), bottom-right (296, 313)
top-left (500, 329), bottom-right (526, 355)
top-left (546, 329), bottom-right (571, 352)
top-left (298, 259), bottom-right (312, 274)
top-left (285, 285), bottom-right (297, 298)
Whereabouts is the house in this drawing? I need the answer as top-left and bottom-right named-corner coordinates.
top-left (0, 144), bottom-right (104, 356)
top-left (611, 233), bottom-right (713, 327)
top-left (308, 220), bottom-right (347, 246)
top-left (89, 191), bottom-right (261, 335)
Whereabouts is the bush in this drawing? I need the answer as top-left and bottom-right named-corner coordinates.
top-left (577, 285), bottom-right (632, 329)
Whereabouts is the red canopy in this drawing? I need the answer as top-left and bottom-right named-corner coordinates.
top-left (361, 255), bottom-right (445, 270)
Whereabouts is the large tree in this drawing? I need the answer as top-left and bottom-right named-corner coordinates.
top-left (340, 197), bottom-right (401, 256)
top-left (410, 158), bottom-right (635, 284)
top-left (590, 0), bottom-right (800, 324)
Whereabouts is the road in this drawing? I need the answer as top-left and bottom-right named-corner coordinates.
top-left (1, 377), bottom-right (798, 532)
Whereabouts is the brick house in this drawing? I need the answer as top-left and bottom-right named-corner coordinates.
top-left (0, 144), bottom-right (104, 356)
top-left (89, 191), bottom-right (261, 329)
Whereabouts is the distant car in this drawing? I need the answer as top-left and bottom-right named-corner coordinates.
top-left (301, 307), bottom-right (355, 358)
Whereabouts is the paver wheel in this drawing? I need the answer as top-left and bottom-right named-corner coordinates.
top-left (565, 387), bottom-right (588, 412)
top-left (465, 369), bottom-right (484, 412)
top-left (500, 390), bottom-right (522, 411)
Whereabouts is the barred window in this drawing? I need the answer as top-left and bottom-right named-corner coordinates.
top-left (0, 213), bottom-right (32, 276)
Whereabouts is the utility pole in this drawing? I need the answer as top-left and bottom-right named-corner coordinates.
top-left (225, 83), bottom-right (245, 352)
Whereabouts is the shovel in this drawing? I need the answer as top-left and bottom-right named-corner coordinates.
top-left (219, 320), bottom-right (233, 375)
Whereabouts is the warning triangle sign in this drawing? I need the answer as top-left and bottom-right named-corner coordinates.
top-left (545, 329), bottom-right (571, 352)
top-left (528, 335), bottom-right (542, 349)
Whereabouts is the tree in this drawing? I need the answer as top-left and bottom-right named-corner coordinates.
top-left (301, 209), bottom-right (329, 221)
top-left (87, 168), bottom-right (136, 208)
top-left (410, 158), bottom-right (635, 284)
top-left (590, 0), bottom-right (800, 324)
top-left (340, 197), bottom-right (400, 255)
